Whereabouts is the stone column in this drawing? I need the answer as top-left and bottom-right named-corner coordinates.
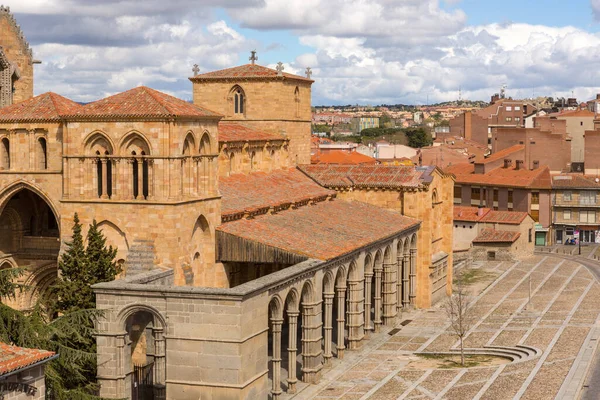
top-left (346, 276), bottom-right (364, 349)
top-left (147, 160), bottom-right (155, 200)
top-left (322, 292), bottom-right (334, 366)
top-left (374, 267), bottom-right (383, 332)
top-left (100, 159), bottom-right (109, 199)
top-left (301, 299), bottom-right (323, 383)
top-left (287, 311), bottom-right (299, 393)
top-left (403, 254), bottom-right (410, 308)
top-left (111, 159), bottom-right (119, 199)
top-left (127, 159), bottom-right (135, 200)
top-left (153, 327), bottom-right (166, 392)
top-left (137, 158), bottom-right (144, 199)
top-left (396, 255), bottom-right (403, 314)
top-left (271, 318), bottom-right (283, 399)
top-left (382, 261), bottom-right (397, 324)
top-left (89, 159), bottom-right (96, 199)
top-left (364, 272), bottom-right (373, 334)
top-left (410, 249), bottom-right (417, 307)
top-left (335, 286), bottom-right (346, 359)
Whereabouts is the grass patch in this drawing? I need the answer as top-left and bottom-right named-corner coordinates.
top-left (455, 268), bottom-right (497, 286)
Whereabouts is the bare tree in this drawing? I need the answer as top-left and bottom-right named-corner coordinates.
top-left (444, 273), bottom-right (475, 366)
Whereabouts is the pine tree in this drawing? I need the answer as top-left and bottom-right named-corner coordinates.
top-left (85, 219), bottom-right (120, 294)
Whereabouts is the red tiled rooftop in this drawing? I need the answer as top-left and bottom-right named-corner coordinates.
top-left (217, 200), bottom-right (420, 260)
top-left (0, 92), bottom-right (83, 122)
top-left (190, 63), bottom-right (313, 82)
top-left (552, 174), bottom-right (600, 189)
top-left (475, 145), bottom-right (524, 164)
top-left (70, 86), bottom-right (221, 119)
top-left (549, 109), bottom-right (595, 118)
top-left (219, 168), bottom-right (334, 217)
top-left (0, 342), bottom-right (55, 375)
top-left (453, 206), bottom-right (491, 222)
top-left (218, 122), bottom-right (284, 143)
top-left (447, 163), bottom-right (551, 189)
top-left (473, 229), bottom-right (520, 243)
top-left (481, 210), bottom-right (529, 224)
top-left (299, 164), bottom-right (424, 189)
top-left (311, 150), bottom-right (378, 165)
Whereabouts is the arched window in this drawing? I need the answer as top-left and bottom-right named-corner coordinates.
top-left (142, 151), bottom-right (149, 199)
top-left (250, 151), bottom-right (256, 170)
top-left (0, 138), bottom-right (9, 170)
top-left (230, 86), bottom-right (246, 116)
top-left (229, 152), bottom-right (235, 174)
top-left (199, 133), bottom-right (210, 155)
top-left (37, 137), bottom-right (47, 170)
top-left (105, 151), bottom-right (112, 198)
top-left (294, 86), bottom-right (300, 118)
top-left (131, 151), bottom-right (139, 199)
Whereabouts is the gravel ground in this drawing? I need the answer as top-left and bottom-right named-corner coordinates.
top-left (521, 359), bottom-right (574, 400)
top-left (418, 369), bottom-right (460, 393)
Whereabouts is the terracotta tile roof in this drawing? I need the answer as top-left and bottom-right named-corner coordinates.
top-left (0, 342), bottom-right (55, 376)
top-left (481, 210), bottom-right (529, 224)
top-left (298, 164), bottom-right (424, 189)
top-left (447, 163), bottom-right (551, 189)
top-left (473, 229), bottom-right (520, 243)
top-left (475, 145), bottom-right (524, 164)
top-left (311, 150), bottom-right (378, 165)
top-left (219, 168), bottom-right (334, 217)
top-left (454, 206), bottom-right (491, 222)
top-left (218, 122), bottom-right (284, 143)
top-left (70, 86), bottom-right (221, 119)
top-left (190, 63), bottom-right (313, 82)
top-left (552, 174), bottom-right (600, 189)
top-left (0, 92), bottom-right (83, 122)
top-left (217, 200), bottom-right (420, 260)
top-left (550, 109), bottom-right (595, 118)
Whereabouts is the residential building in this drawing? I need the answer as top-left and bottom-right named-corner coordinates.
top-left (350, 116), bottom-right (379, 133)
top-left (551, 174), bottom-right (600, 244)
top-left (453, 206), bottom-right (535, 259)
top-left (447, 145), bottom-right (552, 245)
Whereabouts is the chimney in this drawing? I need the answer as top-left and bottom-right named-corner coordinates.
top-left (477, 206), bottom-right (485, 217)
top-left (515, 160), bottom-right (524, 170)
top-left (532, 160), bottom-right (539, 170)
top-left (503, 159), bottom-right (512, 168)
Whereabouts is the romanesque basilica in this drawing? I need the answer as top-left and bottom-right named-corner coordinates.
top-left (0, 8), bottom-right (454, 399)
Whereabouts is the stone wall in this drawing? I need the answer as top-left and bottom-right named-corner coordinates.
top-left (1, 364), bottom-right (48, 400)
top-left (192, 79), bottom-right (312, 165)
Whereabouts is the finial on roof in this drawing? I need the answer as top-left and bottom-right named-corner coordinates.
top-left (276, 61), bottom-right (284, 76)
top-left (192, 64), bottom-right (199, 76)
top-left (305, 67), bottom-right (312, 79)
top-left (249, 50), bottom-right (258, 65)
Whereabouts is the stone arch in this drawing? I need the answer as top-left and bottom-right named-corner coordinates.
top-left (22, 262), bottom-right (58, 310)
top-left (0, 136), bottom-right (10, 170)
top-left (323, 270), bottom-right (335, 294)
top-left (0, 258), bottom-right (16, 270)
top-left (117, 303), bottom-right (167, 330)
top-left (199, 132), bottom-right (211, 155)
top-left (269, 295), bottom-right (284, 321)
top-left (284, 287), bottom-right (300, 313)
top-left (0, 181), bottom-right (60, 230)
top-left (364, 253), bottom-right (373, 275)
top-left (229, 151), bottom-right (235, 174)
top-left (182, 131), bottom-right (196, 156)
top-left (119, 131), bottom-right (152, 156)
top-left (36, 136), bottom-right (47, 170)
top-left (335, 265), bottom-right (348, 287)
top-left (97, 220), bottom-right (129, 264)
top-left (410, 233), bottom-right (417, 249)
top-left (83, 130), bottom-right (115, 155)
top-left (190, 215), bottom-right (212, 284)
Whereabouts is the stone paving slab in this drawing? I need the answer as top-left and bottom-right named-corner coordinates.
top-left (286, 255), bottom-right (600, 400)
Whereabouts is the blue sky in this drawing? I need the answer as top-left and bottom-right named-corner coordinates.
top-left (11, 0), bottom-right (600, 105)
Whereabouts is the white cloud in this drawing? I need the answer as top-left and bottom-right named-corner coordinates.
top-left (9, 0), bottom-right (600, 106)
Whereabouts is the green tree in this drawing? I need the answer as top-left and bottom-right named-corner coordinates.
top-left (405, 127), bottom-right (433, 148)
top-left (48, 215), bottom-right (121, 398)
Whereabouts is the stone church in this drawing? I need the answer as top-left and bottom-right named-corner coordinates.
top-left (0, 9), bottom-right (454, 400)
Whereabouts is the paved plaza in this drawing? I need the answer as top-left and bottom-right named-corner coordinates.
top-left (286, 251), bottom-right (600, 400)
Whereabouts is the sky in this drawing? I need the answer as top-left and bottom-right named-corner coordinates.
top-left (9, 0), bottom-right (600, 105)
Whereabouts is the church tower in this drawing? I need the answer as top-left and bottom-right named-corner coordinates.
top-left (0, 6), bottom-right (35, 106)
top-left (189, 52), bottom-right (314, 165)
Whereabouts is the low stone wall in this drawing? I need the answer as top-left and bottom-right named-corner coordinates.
top-left (471, 246), bottom-right (515, 262)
